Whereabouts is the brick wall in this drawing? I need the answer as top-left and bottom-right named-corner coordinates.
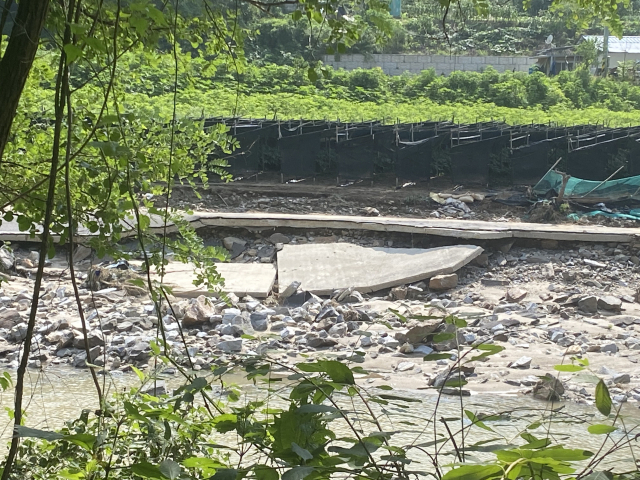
top-left (322, 54), bottom-right (532, 75)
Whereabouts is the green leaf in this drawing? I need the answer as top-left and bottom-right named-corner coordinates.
top-left (297, 360), bottom-right (354, 384)
top-left (423, 353), bottom-right (453, 361)
top-left (282, 466), bottom-right (313, 480)
top-left (433, 332), bottom-right (455, 342)
top-left (131, 462), bottom-right (164, 479)
top-left (16, 426), bottom-right (63, 441)
top-left (211, 469), bottom-right (238, 480)
top-left (254, 465), bottom-right (278, 480)
top-left (553, 365), bottom-right (584, 372)
top-left (307, 67), bottom-right (318, 83)
top-left (441, 464), bottom-right (503, 480)
top-left (63, 44), bottom-right (83, 64)
top-left (378, 394), bottom-right (421, 403)
top-left (291, 442), bottom-right (313, 461)
top-left (529, 447), bottom-right (593, 461)
top-left (131, 365), bottom-right (145, 382)
top-left (595, 379), bottom-right (612, 417)
top-left (587, 424), bottom-right (616, 435)
top-left (159, 460), bottom-right (181, 480)
top-left (296, 404), bottom-right (338, 414)
top-left (182, 457), bottom-right (223, 469)
top-left (465, 410), bottom-right (494, 432)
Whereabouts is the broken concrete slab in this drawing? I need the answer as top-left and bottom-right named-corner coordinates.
top-left (158, 262), bottom-right (276, 298)
top-left (277, 243), bottom-right (483, 295)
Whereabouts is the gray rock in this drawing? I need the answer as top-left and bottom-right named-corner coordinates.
top-left (598, 296), bottom-right (622, 312)
top-left (405, 322), bottom-right (441, 344)
top-left (328, 324), bottom-right (347, 337)
top-left (413, 345), bottom-right (434, 356)
top-left (429, 274), bottom-right (458, 291)
top-left (218, 339), bottom-right (243, 353)
top-left (279, 281), bottom-right (301, 299)
top-left (182, 295), bottom-right (216, 327)
top-left (509, 356), bottom-right (532, 369)
top-left (533, 375), bottom-right (565, 401)
top-left (506, 287), bottom-right (527, 303)
top-left (250, 313), bottom-right (269, 332)
top-left (613, 373), bottom-right (631, 384)
top-left (601, 343), bottom-right (618, 353)
top-left (141, 380), bottom-right (167, 396)
top-left (307, 337), bottom-right (338, 348)
top-left (219, 324), bottom-right (243, 336)
top-left (223, 236), bottom-right (247, 251)
top-left (397, 361), bottom-right (415, 372)
top-left (73, 331), bottom-right (104, 349)
top-left (0, 310), bottom-right (21, 329)
top-left (360, 336), bottom-right (373, 347)
top-left (578, 296), bottom-right (598, 314)
top-left (0, 246), bottom-right (15, 272)
top-left (378, 336), bottom-right (400, 349)
top-left (269, 233), bottom-right (290, 245)
top-left (10, 323), bottom-right (28, 342)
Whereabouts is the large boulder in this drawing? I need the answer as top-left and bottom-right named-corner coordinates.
top-left (182, 295), bottom-right (215, 327)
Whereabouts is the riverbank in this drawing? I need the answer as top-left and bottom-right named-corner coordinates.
top-left (0, 221), bottom-right (639, 409)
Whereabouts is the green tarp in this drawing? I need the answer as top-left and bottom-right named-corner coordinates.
top-left (533, 170), bottom-right (640, 203)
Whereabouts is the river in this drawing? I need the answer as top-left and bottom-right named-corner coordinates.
top-left (1, 366), bottom-right (638, 473)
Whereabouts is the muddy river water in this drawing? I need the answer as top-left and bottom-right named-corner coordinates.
top-left (1, 366), bottom-right (639, 473)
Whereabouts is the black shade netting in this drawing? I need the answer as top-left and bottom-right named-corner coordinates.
top-left (511, 140), bottom-right (553, 185)
top-left (336, 135), bottom-right (376, 180)
top-left (279, 131), bottom-right (327, 178)
top-left (450, 136), bottom-right (509, 185)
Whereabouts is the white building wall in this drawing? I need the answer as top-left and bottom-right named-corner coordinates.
top-left (322, 54), bottom-right (533, 75)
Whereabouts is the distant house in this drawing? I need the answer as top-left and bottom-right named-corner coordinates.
top-left (531, 45), bottom-right (580, 76)
top-left (581, 35), bottom-right (640, 67)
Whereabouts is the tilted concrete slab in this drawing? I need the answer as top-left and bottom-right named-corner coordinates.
top-left (157, 262), bottom-right (276, 298)
top-left (277, 243), bottom-right (483, 295)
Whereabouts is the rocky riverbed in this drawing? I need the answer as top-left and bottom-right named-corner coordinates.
top-left (0, 229), bottom-right (640, 408)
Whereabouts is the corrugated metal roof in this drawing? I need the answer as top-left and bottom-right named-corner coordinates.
top-left (582, 35), bottom-right (640, 54)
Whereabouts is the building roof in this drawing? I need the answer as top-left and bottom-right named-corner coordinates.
top-left (582, 35), bottom-right (640, 54)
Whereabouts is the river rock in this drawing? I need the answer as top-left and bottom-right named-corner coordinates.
top-left (506, 287), bottom-right (527, 303)
top-left (613, 373), bottom-right (631, 384)
top-left (601, 343), bottom-right (618, 353)
top-left (269, 233), bottom-right (290, 245)
top-left (429, 274), bottom-right (458, 291)
top-left (0, 310), bottom-right (21, 329)
top-left (279, 281), bottom-right (300, 299)
top-left (509, 356), bottom-right (532, 369)
top-left (47, 330), bottom-right (74, 349)
top-left (250, 312), bottom-right (269, 331)
top-left (307, 337), bottom-right (338, 348)
top-left (397, 361), bottom-right (415, 372)
top-left (578, 296), bottom-right (598, 314)
top-left (223, 236), bottom-right (246, 251)
top-left (218, 339), bottom-right (243, 353)
top-left (533, 375), bottom-right (564, 401)
top-left (0, 246), bottom-right (15, 272)
top-left (182, 295), bottom-right (215, 327)
top-left (73, 330), bottom-right (104, 349)
top-left (10, 323), bottom-right (28, 342)
top-left (598, 296), bottom-right (622, 312)
top-left (406, 322), bottom-right (441, 344)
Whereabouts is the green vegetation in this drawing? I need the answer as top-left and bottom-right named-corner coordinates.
top-left (9, 318), bottom-right (640, 480)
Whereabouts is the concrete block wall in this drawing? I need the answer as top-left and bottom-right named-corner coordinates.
top-left (322, 54), bottom-right (532, 76)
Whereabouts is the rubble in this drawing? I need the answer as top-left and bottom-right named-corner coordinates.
top-left (0, 227), bottom-right (639, 407)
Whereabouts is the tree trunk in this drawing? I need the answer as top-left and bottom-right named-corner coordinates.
top-left (0, 0), bottom-right (50, 162)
